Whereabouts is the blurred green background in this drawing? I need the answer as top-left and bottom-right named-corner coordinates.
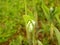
top-left (0, 0), bottom-right (60, 45)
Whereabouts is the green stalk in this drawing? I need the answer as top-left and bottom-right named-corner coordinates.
top-left (32, 0), bottom-right (38, 45)
top-left (50, 23), bottom-right (54, 39)
top-left (24, 0), bottom-right (31, 45)
top-left (24, 0), bottom-right (27, 15)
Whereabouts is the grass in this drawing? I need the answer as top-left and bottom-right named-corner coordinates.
top-left (0, 0), bottom-right (60, 45)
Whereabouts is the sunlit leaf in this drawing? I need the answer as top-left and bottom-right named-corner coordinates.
top-left (54, 27), bottom-right (60, 45)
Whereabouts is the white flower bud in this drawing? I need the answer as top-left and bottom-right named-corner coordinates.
top-left (50, 7), bottom-right (53, 12)
top-left (31, 20), bottom-right (35, 25)
top-left (26, 20), bottom-right (35, 32)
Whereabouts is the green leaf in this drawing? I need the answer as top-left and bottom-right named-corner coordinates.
top-left (55, 7), bottom-right (60, 15)
top-left (23, 15), bottom-right (34, 24)
top-left (41, 2), bottom-right (50, 20)
top-left (55, 7), bottom-right (60, 24)
top-left (54, 27), bottom-right (60, 45)
top-left (38, 40), bottom-right (43, 45)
